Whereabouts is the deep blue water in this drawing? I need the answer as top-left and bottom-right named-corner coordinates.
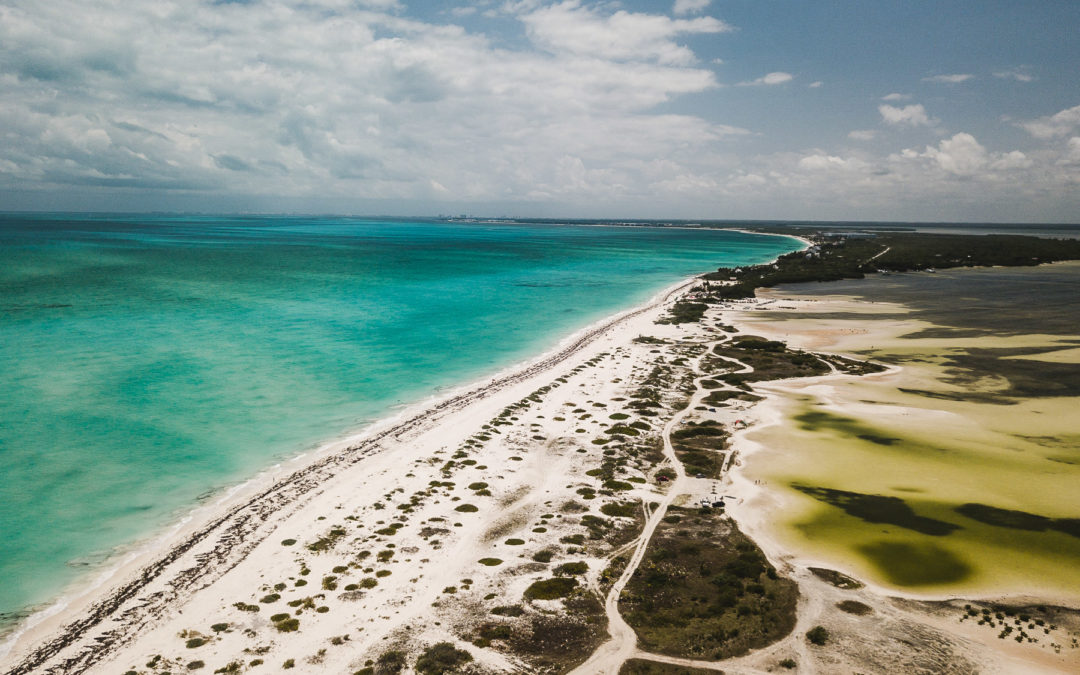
top-left (0, 214), bottom-right (800, 630)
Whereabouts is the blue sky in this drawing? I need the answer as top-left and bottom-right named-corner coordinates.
top-left (1, 0), bottom-right (1077, 221)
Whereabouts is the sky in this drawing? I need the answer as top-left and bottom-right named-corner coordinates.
top-left (0, 0), bottom-right (1078, 222)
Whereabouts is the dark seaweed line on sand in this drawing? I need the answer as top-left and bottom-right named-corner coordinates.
top-left (6, 281), bottom-right (692, 675)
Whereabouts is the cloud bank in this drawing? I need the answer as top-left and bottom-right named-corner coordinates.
top-left (0, 0), bottom-right (1076, 221)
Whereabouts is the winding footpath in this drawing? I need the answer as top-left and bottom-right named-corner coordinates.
top-left (571, 334), bottom-right (755, 675)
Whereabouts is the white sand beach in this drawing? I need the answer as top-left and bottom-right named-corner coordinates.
top-left (5, 279), bottom-right (1078, 675)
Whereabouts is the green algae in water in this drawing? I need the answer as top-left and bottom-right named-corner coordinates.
top-left (792, 485), bottom-right (960, 536)
top-left (856, 541), bottom-right (973, 586)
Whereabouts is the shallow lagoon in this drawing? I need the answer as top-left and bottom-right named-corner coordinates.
top-left (741, 263), bottom-right (1080, 598)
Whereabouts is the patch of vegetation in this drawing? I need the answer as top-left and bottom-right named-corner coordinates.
top-left (491, 604), bottom-right (525, 617)
top-left (454, 504), bottom-right (479, 513)
top-left (701, 232), bottom-right (1080, 299)
top-left (621, 507), bottom-right (797, 660)
top-left (836, 600), bottom-right (873, 615)
top-left (306, 526), bottom-right (348, 552)
top-left (806, 625), bottom-right (829, 645)
top-left (524, 577), bottom-right (578, 600)
top-left (275, 618), bottom-right (300, 633)
top-left (712, 338), bottom-right (830, 384)
top-left (505, 538), bottom-right (526, 546)
top-left (415, 642), bottom-right (473, 675)
top-left (532, 550), bottom-right (555, 563)
top-left (671, 420), bottom-right (728, 478)
top-left (619, 659), bottom-right (719, 674)
top-left (808, 567), bottom-right (864, 589)
top-left (505, 590), bottom-right (607, 673)
top-left (600, 501), bottom-right (639, 518)
top-left (658, 301), bottom-right (708, 325)
top-left (374, 649), bottom-right (406, 674)
top-left (554, 561), bottom-right (588, 576)
top-left (478, 558), bottom-right (503, 566)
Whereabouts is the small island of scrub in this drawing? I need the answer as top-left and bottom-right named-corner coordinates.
top-left (696, 230), bottom-right (1080, 300)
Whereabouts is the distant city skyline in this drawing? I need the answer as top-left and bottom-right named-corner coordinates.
top-left (1, 0), bottom-right (1078, 222)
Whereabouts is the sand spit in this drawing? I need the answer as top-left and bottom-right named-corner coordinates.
top-left (4, 277), bottom-right (1078, 675)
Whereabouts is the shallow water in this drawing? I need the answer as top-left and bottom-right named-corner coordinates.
top-left (744, 264), bottom-right (1080, 596)
top-left (0, 214), bottom-right (800, 631)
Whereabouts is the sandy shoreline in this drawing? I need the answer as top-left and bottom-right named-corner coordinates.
top-left (6, 257), bottom-right (1078, 674)
top-left (2, 275), bottom-right (698, 673)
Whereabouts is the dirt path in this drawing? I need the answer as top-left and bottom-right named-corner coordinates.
top-left (570, 336), bottom-right (751, 675)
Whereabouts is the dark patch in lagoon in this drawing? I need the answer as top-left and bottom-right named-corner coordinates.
top-left (794, 410), bottom-right (905, 448)
top-left (955, 503), bottom-right (1080, 540)
top-left (856, 541), bottom-right (972, 586)
top-left (793, 485), bottom-right (960, 536)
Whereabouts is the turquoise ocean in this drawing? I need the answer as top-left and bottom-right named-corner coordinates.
top-left (0, 214), bottom-right (800, 635)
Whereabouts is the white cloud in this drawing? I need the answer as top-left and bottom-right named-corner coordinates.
top-left (922, 73), bottom-right (974, 84)
top-left (808, 80), bottom-right (823, 88)
top-left (1019, 104), bottom-right (1080, 139)
top-left (798, 153), bottom-right (867, 171)
top-left (1062, 137), bottom-right (1080, 165)
top-left (848, 130), bottom-right (878, 141)
top-left (920, 133), bottom-right (987, 175)
top-left (738, 71), bottom-right (793, 86)
top-left (990, 150), bottom-right (1033, 171)
top-left (673, 0), bottom-right (711, 16)
top-left (993, 67), bottom-right (1034, 82)
top-left (882, 92), bottom-right (910, 101)
top-left (879, 104), bottom-right (933, 127)
top-left (0, 0), bottom-right (749, 209)
top-left (520, 1), bottom-right (733, 66)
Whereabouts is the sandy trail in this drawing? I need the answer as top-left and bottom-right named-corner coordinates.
top-left (571, 335), bottom-right (753, 675)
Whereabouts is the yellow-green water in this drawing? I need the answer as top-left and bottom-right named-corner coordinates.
top-left (742, 264), bottom-right (1080, 598)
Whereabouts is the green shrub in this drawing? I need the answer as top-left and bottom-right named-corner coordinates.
top-left (376, 650), bottom-right (406, 674)
top-left (554, 561), bottom-right (588, 576)
top-left (455, 504), bottom-right (479, 512)
top-left (505, 538), bottom-right (525, 545)
top-left (491, 605), bottom-right (525, 616)
top-left (259, 593), bottom-right (280, 603)
top-left (276, 618), bottom-right (300, 632)
top-left (280, 539), bottom-right (296, 546)
top-left (185, 638), bottom-right (207, 649)
top-left (600, 502), bottom-right (638, 518)
top-left (524, 577), bottom-right (578, 600)
top-left (187, 661), bottom-right (205, 670)
top-left (779, 658), bottom-right (797, 669)
top-left (478, 558), bottom-right (503, 566)
top-left (210, 623), bottom-right (229, 632)
top-left (532, 550), bottom-right (555, 563)
top-left (415, 642), bottom-right (473, 674)
top-left (806, 626), bottom-right (829, 645)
